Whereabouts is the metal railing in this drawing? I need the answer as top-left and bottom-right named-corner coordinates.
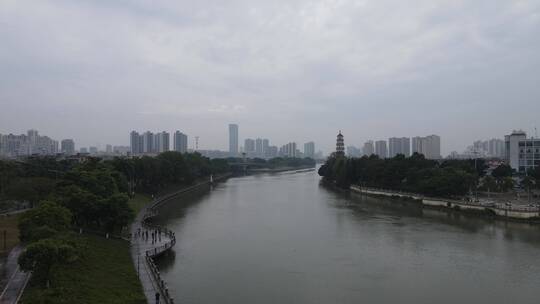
top-left (137, 174), bottom-right (232, 304)
top-left (140, 207), bottom-right (177, 304)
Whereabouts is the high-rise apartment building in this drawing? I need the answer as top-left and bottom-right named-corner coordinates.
top-left (229, 124), bottom-right (239, 156)
top-left (27, 129), bottom-right (38, 154)
top-left (375, 140), bottom-right (388, 158)
top-left (61, 139), bottom-right (75, 155)
top-left (304, 141), bottom-right (315, 158)
top-left (488, 138), bottom-right (505, 158)
top-left (388, 137), bottom-right (410, 157)
top-left (173, 131), bottom-right (188, 153)
top-left (266, 146), bottom-right (278, 158)
top-left (280, 142), bottom-right (297, 158)
top-left (130, 131), bottom-right (142, 155)
top-left (131, 130), bottom-right (170, 155)
top-left (154, 131), bottom-right (170, 153)
top-left (263, 139), bottom-right (269, 157)
top-left (244, 138), bottom-right (255, 154)
top-left (363, 140), bottom-right (375, 156)
top-left (142, 131), bottom-right (154, 153)
top-left (0, 130), bottom-right (58, 157)
top-left (0, 133), bottom-right (27, 157)
top-left (412, 135), bottom-right (441, 159)
top-left (425, 135), bottom-right (441, 159)
top-left (255, 138), bottom-right (263, 157)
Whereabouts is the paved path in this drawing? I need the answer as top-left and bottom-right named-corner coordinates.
top-left (130, 208), bottom-right (174, 304)
top-left (0, 245), bottom-right (30, 304)
top-left (0, 209), bottom-right (31, 217)
top-left (130, 176), bottom-right (229, 303)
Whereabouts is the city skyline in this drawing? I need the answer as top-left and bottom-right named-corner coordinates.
top-left (1, 126), bottom-right (524, 161)
top-left (0, 125), bottom-right (530, 157)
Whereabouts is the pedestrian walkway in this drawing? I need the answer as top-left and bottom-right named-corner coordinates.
top-left (0, 245), bottom-right (31, 304)
top-left (131, 207), bottom-right (175, 304)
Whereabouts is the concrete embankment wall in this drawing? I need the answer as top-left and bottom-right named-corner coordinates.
top-left (151, 174), bottom-right (231, 209)
top-left (350, 186), bottom-right (540, 221)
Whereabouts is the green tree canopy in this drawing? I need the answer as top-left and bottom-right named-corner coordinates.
top-left (18, 201), bottom-right (72, 242)
top-left (492, 164), bottom-right (513, 179)
top-left (319, 154), bottom-right (477, 197)
top-left (18, 238), bottom-right (78, 288)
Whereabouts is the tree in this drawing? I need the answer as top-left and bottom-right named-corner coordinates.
top-left (482, 175), bottom-right (497, 197)
top-left (0, 160), bottom-right (22, 198)
top-left (500, 176), bottom-right (514, 192)
top-left (318, 154), bottom-right (479, 196)
top-left (528, 167), bottom-right (540, 189)
top-left (98, 193), bottom-right (133, 232)
top-left (18, 238), bottom-right (77, 288)
top-left (492, 164), bottom-right (513, 179)
top-left (53, 185), bottom-right (99, 227)
top-left (18, 201), bottom-right (72, 242)
top-left (4, 177), bottom-right (56, 207)
top-left (520, 176), bottom-right (536, 204)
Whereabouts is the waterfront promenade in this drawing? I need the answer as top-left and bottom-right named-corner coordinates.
top-left (130, 174), bottom-right (230, 304)
top-left (131, 206), bottom-right (176, 304)
top-left (351, 185), bottom-right (540, 220)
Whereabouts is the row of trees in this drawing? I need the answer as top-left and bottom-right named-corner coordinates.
top-left (0, 157), bottom-right (134, 232)
top-left (109, 151), bottom-right (230, 194)
top-left (479, 164), bottom-right (514, 193)
top-left (320, 153), bottom-right (540, 199)
top-left (1, 152), bottom-right (231, 233)
top-left (318, 153), bottom-right (484, 197)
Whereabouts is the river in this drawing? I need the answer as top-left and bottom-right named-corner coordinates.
top-left (154, 170), bottom-right (540, 304)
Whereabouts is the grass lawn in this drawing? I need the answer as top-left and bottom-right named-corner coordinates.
top-left (20, 234), bottom-right (146, 304)
top-left (0, 213), bottom-right (21, 257)
top-left (128, 193), bottom-right (151, 217)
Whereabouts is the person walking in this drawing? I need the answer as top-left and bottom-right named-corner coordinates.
top-left (155, 292), bottom-right (160, 304)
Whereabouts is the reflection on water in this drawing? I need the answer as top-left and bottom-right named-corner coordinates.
top-left (154, 170), bottom-right (540, 304)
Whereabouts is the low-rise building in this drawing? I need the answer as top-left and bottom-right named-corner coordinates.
top-left (505, 130), bottom-right (540, 173)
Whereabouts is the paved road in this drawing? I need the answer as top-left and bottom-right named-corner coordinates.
top-left (0, 245), bottom-right (30, 304)
top-left (130, 208), bottom-right (173, 303)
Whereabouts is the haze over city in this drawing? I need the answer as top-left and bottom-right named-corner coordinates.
top-left (1, 0), bottom-right (540, 154)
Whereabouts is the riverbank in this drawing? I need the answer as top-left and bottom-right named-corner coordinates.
top-left (245, 165), bottom-right (316, 174)
top-left (350, 185), bottom-right (540, 222)
top-left (130, 173), bottom-right (231, 304)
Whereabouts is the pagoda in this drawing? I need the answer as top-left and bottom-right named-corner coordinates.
top-left (336, 131), bottom-right (345, 156)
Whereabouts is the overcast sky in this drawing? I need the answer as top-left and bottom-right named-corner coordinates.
top-left (1, 0), bottom-right (539, 155)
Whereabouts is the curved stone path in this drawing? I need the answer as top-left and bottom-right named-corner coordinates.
top-left (131, 207), bottom-right (175, 304)
top-left (130, 175), bottom-right (230, 304)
